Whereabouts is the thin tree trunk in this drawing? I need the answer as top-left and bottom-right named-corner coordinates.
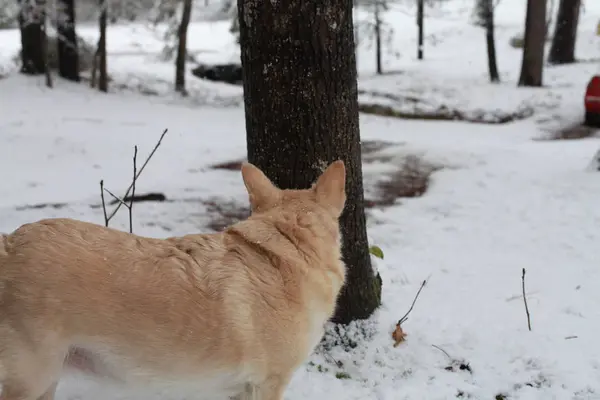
top-left (518, 0), bottom-right (547, 87)
top-left (175, 0), bottom-right (193, 93)
top-left (57, 0), bottom-right (80, 81)
top-left (417, 0), bottom-right (424, 60)
top-left (41, 8), bottom-right (52, 87)
top-left (98, 0), bottom-right (108, 92)
top-left (548, 0), bottom-right (580, 64)
top-left (484, 0), bottom-right (499, 82)
top-left (238, 0), bottom-right (382, 324)
top-left (18, 0), bottom-right (45, 75)
top-left (374, 1), bottom-right (382, 74)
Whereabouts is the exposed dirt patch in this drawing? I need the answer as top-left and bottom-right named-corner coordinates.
top-left (365, 155), bottom-right (440, 208)
top-left (202, 198), bottom-right (250, 232)
top-left (544, 121), bottom-right (599, 140)
top-left (209, 140), bottom-right (400, 171)
top-left (359, 103), bottom-right (533, 124)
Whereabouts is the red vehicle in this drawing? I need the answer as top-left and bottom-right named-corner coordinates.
top-left (585, 75), bottom-right (600, 127)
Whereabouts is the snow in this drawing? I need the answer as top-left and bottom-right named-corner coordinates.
top-left (1, 0), bottom-right (600, 398)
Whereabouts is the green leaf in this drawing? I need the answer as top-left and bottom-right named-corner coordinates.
top-left (369, 245), bottom-right (384, 259)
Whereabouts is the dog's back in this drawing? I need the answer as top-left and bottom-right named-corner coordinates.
top-left (0, 160), bottom-right (347, 400)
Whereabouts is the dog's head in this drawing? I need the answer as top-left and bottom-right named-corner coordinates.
top-left (240, 160), bottom-right (347, 220)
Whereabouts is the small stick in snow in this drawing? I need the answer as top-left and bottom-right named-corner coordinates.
top-left (431, 344), bottom-right (452, 359)
top-left (106, 129), bottom-right (168, 222)
top-left (99, 129), bottom-right (168, 229)
top-left (104, 188), bottom-right (130, 209)
top-left (99, 180), bottom-right (109, 227)
top-left (129, 146), bottom-right (138, 234)
top-left (431, 344), bottom-right (473, 374)
top-left (392, 279), bottom-right (427, 346)
top-left (397, 279), bottom-right (427, 326)
top-left (522, 268), bottom-right (532, 331)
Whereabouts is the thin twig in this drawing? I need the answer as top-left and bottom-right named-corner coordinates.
top-left (104, 188), bottom-right (130, 209)
top-left (106, 129), bottom-right (168, 222)
top-left (397, 279), bottom-right (427, 326)
top-left (522, 268), bottom-right (532, 331)
top-left (129, 146), bottom-right (138, 233)
top-left (100, 180), bottom-right (109, 227)
top-left (431, 344), bottom-right (452, 360)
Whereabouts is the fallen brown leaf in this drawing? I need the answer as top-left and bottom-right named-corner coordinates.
top-left (392, 323), bottom-right (407, 347)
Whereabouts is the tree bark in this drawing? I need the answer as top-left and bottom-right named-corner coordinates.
top-left (237, 0), bottom-right (382, 325)
top-left (483, 0), bottom-right (499, 82)
top-left (518, 0), bottom-right (547, 87)
top-left (175, 0), bottom-right (193, 93)
top-left (57, 0), bottom-right (79, 81)
top-left (98, 0), bottom-right (108, 92)
top-left (548, 0), bottom-right (580, 64)
top-left (18, 0), bottom-right (45, 75)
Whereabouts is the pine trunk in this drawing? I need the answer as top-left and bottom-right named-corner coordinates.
top-left (237, 0), bottom-right (382, 325)
top-left (518, 0), bottom-right (547, 87)
top-left (57, 0), bottom-right (80, 81)
top-left (548, 0), bottom-right (580, 64)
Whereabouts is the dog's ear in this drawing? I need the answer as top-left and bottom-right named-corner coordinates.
top-left (241, 162), bottom-right (281, 212)
top-left (314, 160), bottom-right (346, 217)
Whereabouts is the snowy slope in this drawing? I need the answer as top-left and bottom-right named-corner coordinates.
top-left (1, 0), bottom-right (600, 399)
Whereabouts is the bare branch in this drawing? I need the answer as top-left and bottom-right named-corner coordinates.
top-left (104, 188), bottom-right (130, 209)
top-left (129, 146), bottom-right (138, 233)
top-left (431, 344), bottom-right (452, 359)
top-left (522, 268), bottom-right (532, 331)
top-left (397, 279), bottom-right (427, 326)
top-left (106, 129), bottom-right (169, 221)
top-left (100, 180), bottom-right (109, 227)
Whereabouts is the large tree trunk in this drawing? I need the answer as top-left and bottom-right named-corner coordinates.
top-left (18, 0), bottom-right (45, 75)
top-left (238, 0), bottom-right (382, 324)
top-left (98, 0), bottom-right (108, 92)
top-left (175, 0), bottom-right (193, 93)
top-left (548, 0), bottom-right (580, 64)
top-left (518, 0), bottom-right (547, 87)
top-left (483, 0), bottom-right (500, 82)
top-left (57, 0), bottom-right (80, 81)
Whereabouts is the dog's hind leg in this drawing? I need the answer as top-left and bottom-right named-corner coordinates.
top-left (0, 330), bottom-right (66, 400)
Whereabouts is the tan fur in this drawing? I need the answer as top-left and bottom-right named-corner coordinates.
top-left (0, 161), bottom-right (347, 400)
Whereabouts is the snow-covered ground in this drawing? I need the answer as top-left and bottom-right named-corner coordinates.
top-left (1, 0), bottom-right (600, 399)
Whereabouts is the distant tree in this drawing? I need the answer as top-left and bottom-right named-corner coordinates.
top-left (41, 3), bottom-right (52, 87)
top-left (18, 0), bottom-right (45, 75)
top-left (238, 0), bottom-right (382, 324)
top-left (548, 0), bottom-right (581, 64)
top-left (518, 0), bottom-right (547, 87)
top-left (374, 0), bottom-right (383, 74)
top-left (57, 0), bottom-right (80, 81)
top-left (175, 0), bottom-right (192, 93)
top-left (474, 0), bottom-right (500, 82)
top-left (98, 0), bottom-right (108, 92)
top-left (417, 0), bottom-right (424, 59)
